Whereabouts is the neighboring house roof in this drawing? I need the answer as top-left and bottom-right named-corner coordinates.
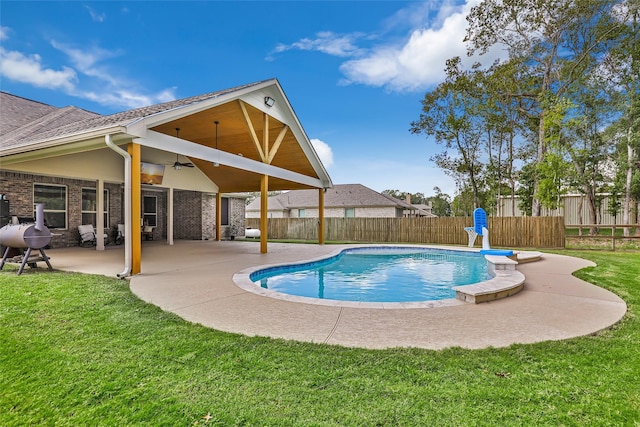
top-left (412, 203), bottom-right (437, 217)
top-left (246, 184), bottom-right (415, 211)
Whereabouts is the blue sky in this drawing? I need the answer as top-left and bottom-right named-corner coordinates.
top-left (1, 0), bottom-right (501, 197)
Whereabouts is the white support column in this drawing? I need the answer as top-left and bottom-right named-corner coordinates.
top-left (167, 187), bottom-right (174, 245)
top-left (96, 179), bottom-right (105, 251)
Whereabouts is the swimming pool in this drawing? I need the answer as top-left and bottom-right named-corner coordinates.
top-left (248, 247), bottom-right (490, 303)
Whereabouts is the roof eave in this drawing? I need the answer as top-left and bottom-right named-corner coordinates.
top-left (0, 125), bottom-right (129, 164)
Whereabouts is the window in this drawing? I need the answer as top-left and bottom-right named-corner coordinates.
top-left (143, 196), bottom-right (157, 227)
top-left (81, 188), bottom-right (109, 226)
top-left (345, 208), bottom-right (355, 218)
top-left (221, 197), bottom-right (229, 226)
top-left (34, 184), bottom-right (67, 228)
top-left (298, 209), bottom-right (305, 218)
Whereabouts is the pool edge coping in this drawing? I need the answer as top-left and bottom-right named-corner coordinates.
top-left (232, 244), bottom-right (529, 309)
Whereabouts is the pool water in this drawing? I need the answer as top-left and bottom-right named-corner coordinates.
top-left (250, 247), bottom-right (489, 303)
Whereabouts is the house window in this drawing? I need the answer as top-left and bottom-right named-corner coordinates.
top-left (345, 208), bottom-right (355, 218)
top-left (81, 188), bottom-right (109, 226)
top-left (221, 197), bottom-right (229, 226)
top-left (298, 209), bottom-right (305, 218)
top-left (143, 196), bottom-right (157, 227)
top-left (34, 184), bottom-right (67, 229)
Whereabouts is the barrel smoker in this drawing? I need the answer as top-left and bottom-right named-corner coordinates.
top-left (0, 204), bottom-right (53, 275)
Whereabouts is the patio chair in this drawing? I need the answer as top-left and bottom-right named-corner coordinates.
top-left (114, 224), bottom-right (125, 245)
top-left (142, 225), bottom-right (155, 240)
top-left (78, 224), bottom-right (108, 247)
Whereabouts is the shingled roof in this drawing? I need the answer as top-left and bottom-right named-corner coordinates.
top-left (247, 184), bottom-right (415, 211)
top-left (0, 80), bottom-right (268, 150)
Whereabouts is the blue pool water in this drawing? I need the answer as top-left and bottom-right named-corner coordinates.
top-left (250, 247), bottom-right (489, 303)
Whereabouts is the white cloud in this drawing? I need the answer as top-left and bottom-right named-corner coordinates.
top-left (0, 28), bottom-right (176, 110)
top-left (268, 31), bottom-right (366, 60)
top-left (85, 5), bottom-right (106, 22)
top-left (271, 0), bottom-right (505, 92)
top-left (80, 87), bottom-right (178, 110)
top-left (0, 47), bottom-right (77, 91)
top-left (340, 0), bottom-right (487, 92)
top-left (51, 40), bottom-right (122, 86)
top-left (310, 138), bottom-right (334, 169)
top-left (49, 41), bottom-right (177, 108)
top-left (0, 26), bottom-right (10, 41)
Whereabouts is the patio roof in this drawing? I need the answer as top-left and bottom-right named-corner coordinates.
top-left (1, 78), bottom-right (333, 192)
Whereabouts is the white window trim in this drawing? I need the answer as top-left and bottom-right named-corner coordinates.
top-left (81, 187), bottom-right (109, 227)
top-left (143, 195), bottom-right (158, 227)
top-left (34, 183), bottom-right (68, 230)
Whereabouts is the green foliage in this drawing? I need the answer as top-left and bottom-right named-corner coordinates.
top-left (411, 56), bottom-right (486, 209)
top-left (535, 151), bottom-right (568, 210)
top-left (449, 0), bottom-right (636, 217)
top-left (2, 251), bottom-right (640, 425)
top-left (428, 186), bottom-right (452, 217)
top-left (382, 188), bottom-right (452, 217)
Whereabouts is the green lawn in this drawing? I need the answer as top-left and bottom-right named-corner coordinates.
top-left (1, 250), bottom-right (639, 426)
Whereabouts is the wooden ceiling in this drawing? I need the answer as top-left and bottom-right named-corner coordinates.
top-left (150, 100), bottom-right (320, 192)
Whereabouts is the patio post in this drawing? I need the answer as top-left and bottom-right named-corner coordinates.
top-left (167, 187), bottom-right (174, 245)
top-left (128, 143), bottom-right (142, 274)
top-left (96, 179), bottom-right (105, 250)
top-left (260, 174), bottom-right (268, 253)
top-left (318, 188), bottom-right (325, 244)
top-left (216, 192), bottom-right (222, 241)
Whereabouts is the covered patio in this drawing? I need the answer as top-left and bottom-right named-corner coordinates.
top-left (43, 241), bottom-right (627, 350)
top-left (1, 79), bottom-right (333, 276)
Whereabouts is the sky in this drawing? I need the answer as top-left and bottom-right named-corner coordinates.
top-left (0, 0), bottom-right (503, 198)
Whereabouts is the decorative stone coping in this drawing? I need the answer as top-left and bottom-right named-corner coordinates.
top-left (452, 254), bottom-right (530, 303)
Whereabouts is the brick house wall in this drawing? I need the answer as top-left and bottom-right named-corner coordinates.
top-left (1, 170), bottom-right (246, 246)
top-left (174, 190), bottom-right (204, 240)
top-left (0, 170), bottom-right (123, 247)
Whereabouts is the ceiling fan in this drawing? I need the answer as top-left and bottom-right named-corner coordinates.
top-left (172, 128), bottom-right (194, 170)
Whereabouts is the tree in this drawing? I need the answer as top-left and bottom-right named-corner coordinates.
top-left (427, 187), bottom-right (452, 217)
top-left (411, 57), bottom-right (486, 209)
top-left (602, 0), bottom-right (640, 235)
top-left (465, 0), bottom-right (627, 216)
top-left (476, 60), bottom-right (531, 215)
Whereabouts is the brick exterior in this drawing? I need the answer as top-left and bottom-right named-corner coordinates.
top-left (202, 193), bottom-right (216, 240)
top-left (1, 170), bottom-right (123, 247)
top-left (1, 170), bottom-right (245, 246)
top-left (174, 190), bottom-right (205, 240)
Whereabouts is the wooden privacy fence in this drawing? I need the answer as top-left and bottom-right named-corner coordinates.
top-left (245, 216), bottom-right (565, 248)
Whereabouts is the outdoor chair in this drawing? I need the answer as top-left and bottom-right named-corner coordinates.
top-left (78, 224), bottom-right (108, 247)
top-left (114, 224), bottom-right (125, 245)
top-left (142, 225), bottom-right (155, 240)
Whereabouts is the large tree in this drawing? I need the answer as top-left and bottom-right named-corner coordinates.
top-left (411, 57), bottom-right (486, 209)
top-left (465, 0), bottom-right (627, 216)
top-left (602, 0), bottom-right (640, 235)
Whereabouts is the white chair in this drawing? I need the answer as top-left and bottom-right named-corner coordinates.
top-left (115, 224), bottom-right (125, 245)
top-left (78, 224), bottom-right (108, 247)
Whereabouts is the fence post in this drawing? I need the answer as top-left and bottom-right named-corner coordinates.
top-left (612, 224), bottom-right (616, 251)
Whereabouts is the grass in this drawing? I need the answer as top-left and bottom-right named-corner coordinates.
top-left (1, 251), bottom-right (640, 426)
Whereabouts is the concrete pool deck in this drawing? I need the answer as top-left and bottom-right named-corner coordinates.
top-left (39, 240), bottom-right (626, 350)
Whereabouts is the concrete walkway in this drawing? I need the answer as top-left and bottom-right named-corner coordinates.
top-left (42, 240), bottom-right (627, 350)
